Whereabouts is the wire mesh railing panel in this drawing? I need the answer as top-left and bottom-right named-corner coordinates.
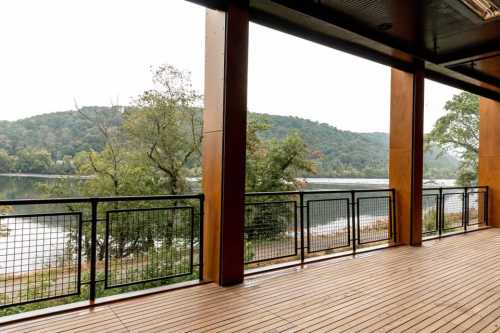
top-left (105, 207), bottom-right (194, 289)
top-left (356, 196), bottom-right (392, 245)
top-left (442, 193), bottom-right (465, 231)
top-left (467, 191), bottom-right (486, 227)
top-left (306, 199), bottom-right (350, 253)
top-left (422, 187), bottom-right (489, 240)
top-left (422, 194), bottom-right (439, 235)
top-left (0, 213), bottom-right (82, 308)
top-left (244, 201), bottom-right (297, 264)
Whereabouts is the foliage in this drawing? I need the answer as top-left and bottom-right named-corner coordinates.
top-left (250, 113), bottom-right (459, 179)
top-left (15, 148), bottom-right (55, 174)
top-left (244, 117), bottom-right (314, 245)
top-left (426, 92), bottom-right (479, 185)
top-left (246, 118), bottom-right (315, 192)
top-left (0, 149), bottom-right (14, 173)
top-left (38, 66), bottom-right (206, 266)
top-left (124, 65), bottom-right (203, 194)
top-left (0, 107), bottom-right (460, 179)
top-left (0, 107), bottom-right (122, 163)
top-left (422, 208), bottom-right (438, 234)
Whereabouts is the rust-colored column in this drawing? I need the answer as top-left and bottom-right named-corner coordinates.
top-left (478, 98), bottom-right (500, 227)
top-left (202, 4), bottom-right (249, 286)
top-left (389, 66), bottom-right (424, 246)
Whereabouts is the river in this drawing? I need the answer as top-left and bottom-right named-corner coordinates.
top-left (0, 173), bottom-right (456, 199)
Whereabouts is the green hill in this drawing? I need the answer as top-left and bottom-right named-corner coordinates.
top-left (0, 108), bottom-right (458, 178)
top-left (250, 113), bottom-right (458, 178)
top-left (0, 107), bottom-right (122, 160)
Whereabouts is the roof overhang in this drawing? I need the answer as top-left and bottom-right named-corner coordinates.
top-left (188, 0), bottom-right (500, 101)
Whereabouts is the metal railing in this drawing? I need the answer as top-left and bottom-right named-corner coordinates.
top-left (422, 186), bottom-right (488, 239)
top-left (0, 194), bottom-right (204, 311)
top-left (1, 185), bottom-right (487, 312)
top-left (244, 189), bottom-right (396, 266)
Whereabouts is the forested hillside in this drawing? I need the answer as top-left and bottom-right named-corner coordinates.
top-left (250, 113), bottom-right (458, 178)
top-left (0, 108), bottom-right (458, 177)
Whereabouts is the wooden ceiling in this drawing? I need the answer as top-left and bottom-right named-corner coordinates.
top-left (188, 0), bottom-right (500, 100)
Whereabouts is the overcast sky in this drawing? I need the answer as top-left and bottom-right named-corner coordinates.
top-left (0, 0), bottom-right (460, 133)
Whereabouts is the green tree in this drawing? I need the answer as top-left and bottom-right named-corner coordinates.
top-left (124, 65), bottom-right (203, 195)
top-left (0, 149), bottom-right (14, 173)
top-left (426, 92), bottom-right (479, 185)
top-left (244, 118), bottom-right (315, 246)
top-left (15, 148), bottom-right (54, 173)
top-left (246, 118), bottom-right (315, 192)
top-left (43, 106), bottom-right (165, 262)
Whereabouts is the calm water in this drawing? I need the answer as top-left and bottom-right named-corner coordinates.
top-left (0, 174), bottom-right (456, 200)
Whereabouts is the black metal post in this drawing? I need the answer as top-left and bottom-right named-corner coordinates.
top-left (391, 188), bottom-right (397, 243)
top-left (464, 188), bottom-right (468, 233)
top-left (89, 199), bottom-right (98, 304)
top-left (485, 186), bottom-right (489, 226)
top-left (199, 194), bottom-right (204, 281)
top-left (351, 190), bottom-right (356, 254)
top-left (438, 188), bottom-right (443, 238)
top-left (299, 191), bottom-right (305, 264)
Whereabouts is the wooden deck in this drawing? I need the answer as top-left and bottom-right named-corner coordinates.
top-left (3, 228), bottom-right (500, 332)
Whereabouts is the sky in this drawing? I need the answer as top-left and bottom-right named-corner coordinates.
top-left (0, 0), bottom-right (460, 133)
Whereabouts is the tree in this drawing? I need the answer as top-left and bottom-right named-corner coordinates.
top-left (244, 117), bottom-right (316, 242)
top-left (124, 65), bottom-right (203, 195)
top-left (425, 92), bottom-right (479, 185)
top-left (15, 148), bottom-right (54, 173)
top-left (44, 106), bottom-right (165, 262)
top-left (0, 149), bottom-right (14, 173)
top-left (246, 118), bottom-right (315, 192)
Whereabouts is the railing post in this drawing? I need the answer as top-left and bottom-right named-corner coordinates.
top-left (89, 199), bottom-right (98, 304)
top-left (438, 188), bottom-right (443, 238)
top-left (391, 188), bottom-right (397, 243)
top-left (464, 188), bottom-right (468, 233)
top-left (351, 190), bottom-right (356, 254)
top-left (299, 191), bottom-right (305, 264)
top-left (199, 194), bottom-right (204, 281)
top-left (485, 186), bottom-right (489, 226)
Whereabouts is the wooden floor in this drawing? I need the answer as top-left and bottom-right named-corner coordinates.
top-left (3, 229), bottom-right (500, 333)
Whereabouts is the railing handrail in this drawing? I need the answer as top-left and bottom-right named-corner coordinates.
top-left (0, 193), bottom-right (205, 206)
top-left (4, 186), bottom-right (479, 204)
top-left (245, 188), bottom-right (395, 197)
top-left (423, 185), bottom-right (488, 191)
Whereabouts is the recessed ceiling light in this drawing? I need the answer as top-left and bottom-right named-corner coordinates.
top-left (460, 0), bottom-right (500, 20)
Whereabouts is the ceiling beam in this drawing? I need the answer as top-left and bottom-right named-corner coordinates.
top-left (437, 40), bottom-right (500, 66)
top-left (425, 69), bottom-right (500, 102)
top-left (448, 65), bottom-right (500, 88)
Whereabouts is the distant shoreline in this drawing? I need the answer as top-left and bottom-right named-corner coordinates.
top-left (0, 173), bottom-right (455, 185)
top-left (0, 173), bottom-right (94, 180)
top-left (301, 177), bottom-right (456, 186)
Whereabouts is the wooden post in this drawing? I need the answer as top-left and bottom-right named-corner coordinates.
top-left (478, 97), bottom-right (500, 227)
top-left (202, 4), bottom-right (249, 286)
top-left (389, 66), bottom-right (424, 246)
